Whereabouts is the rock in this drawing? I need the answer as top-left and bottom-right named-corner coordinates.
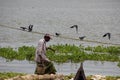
top-left (90, 74), bottom-right (106, 80)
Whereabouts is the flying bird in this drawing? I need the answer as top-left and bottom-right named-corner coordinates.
top-left (79, 36), bottom-right (86, 40)
top-left (20, 24), bottom-right (33, 32)
top-left (103, 33), bottom-right (111, 40)
top-left (28, 24), bottom-right (33, 32)
top-left (20, 27), bottom-right (27, 31)
top-left (55, 33), bottom-right (61, 37)
top-left (70, 25), bottom-right (78, 33)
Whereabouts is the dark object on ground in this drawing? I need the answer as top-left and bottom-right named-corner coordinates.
top-left (79, 36), bottom-right (86, 40)
top-left (74, 62), bottom-right (86, 80)
top-left (103, 33), bottom-right (111, 40)
top-left (70, 25), bottom-right (78, 33)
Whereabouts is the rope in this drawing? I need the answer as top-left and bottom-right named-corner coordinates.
top-left (0, 24), bottom-right (120, 46)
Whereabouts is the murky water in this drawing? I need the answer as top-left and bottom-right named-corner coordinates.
top-left (0, 57), bottom-right (120, 76)
top-left (0, 0), bottom-right (120, 76)
top-left (0, 0), bottom-right (120, 47)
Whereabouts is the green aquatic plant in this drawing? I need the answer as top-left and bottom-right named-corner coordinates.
top-left (117, 62), bottom-right (120, 68)
top-left (0, 44), bottom-right (120, 63)
top-left (0, 47), bottom-right (17, 61)
top-left (107, 46), bottom-right (120, 55)
top-left (64, 73), bottom-right (75, 80)
top-left (106, 76), bottom-right (120, 80)
top-left (85, 45), bottom-right (120, 55)
top-left (17, 46), bottom-right (35, 61)
top-left (48, 44), bottom-right (87, 62)
top-left (0, 46), bottom-right (35, 61)
top-left (0, 72), bottom-right (26, 79)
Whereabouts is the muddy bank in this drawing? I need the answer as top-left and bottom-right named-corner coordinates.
top-left (5, 74), bottom-right (64, 80)
top-left (4, 74), bottom-right (120, 80)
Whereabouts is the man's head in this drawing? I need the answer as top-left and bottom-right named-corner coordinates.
top-left (44, 34), bottom-right (51, 42)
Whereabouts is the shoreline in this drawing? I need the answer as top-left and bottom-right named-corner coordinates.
top-left (0, 72), bottom-right (120, 80)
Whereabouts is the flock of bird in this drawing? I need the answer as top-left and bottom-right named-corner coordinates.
top-left (55, 25), bottom-right (111, 40)
top-left (20, 24), bottom-right (111, 40)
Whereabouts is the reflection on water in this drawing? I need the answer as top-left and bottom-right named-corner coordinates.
top-left (0, 57), bottom-right (120, 76)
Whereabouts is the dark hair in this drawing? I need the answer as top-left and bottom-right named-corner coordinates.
top-left (44, 34), bottom-right (51, 39)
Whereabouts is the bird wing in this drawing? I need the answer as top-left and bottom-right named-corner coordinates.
top-left (103, 33), bottom-right (107, 37)
top-left (108, 33), bottom-right (111, 40)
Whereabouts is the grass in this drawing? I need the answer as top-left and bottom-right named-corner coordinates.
top-left (0, 72), bottom-right (26, 80)
top-left (0, 44), bottom-right (119, 66)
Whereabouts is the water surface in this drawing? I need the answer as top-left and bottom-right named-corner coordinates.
top-left (0, 0), bottom-right (120, 76)
top-left (0, 57), bottom-right (120, 76)
top-left (0, 0), bottom-right (120, 47)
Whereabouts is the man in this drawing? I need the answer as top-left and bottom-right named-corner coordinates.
top-left (34, 34), bottom-right (56, 75)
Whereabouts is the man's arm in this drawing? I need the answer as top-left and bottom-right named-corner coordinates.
top-left (39, 54), bottom-right (50, 63)
top-left (46, 47), bottom-right (55, 52)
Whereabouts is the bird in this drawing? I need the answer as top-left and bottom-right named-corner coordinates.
top-left (70, 25), bottom-right (78, 33)
top-left (79, 36), bottom-right (86, 40)
top-left (28, 24), bottom-right (33, 32)
top-left (55, 33), bottom-right (61, 37)
top-left (20, 27), bottom-right (27, 31)
top-left (103, 33), bottom-right (111, 40)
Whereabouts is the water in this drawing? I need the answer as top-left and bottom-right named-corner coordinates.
top-left (0, 57), bottom-right (120, 76)
top-left (0, 0), bottom-right (120, 47)
top-left (0, 0), bottom-right (120, 76)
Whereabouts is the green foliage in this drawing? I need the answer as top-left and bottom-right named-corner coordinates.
top-left (64, 73), bottom-right (75, 80)
top-left (17, 46), bottom-right (35, 61)
top-left (0, 46), bottom-right (35, 61)
top-left (0, 72), bottom-right (26, 79)
top-left (49, 44), bottom-right (120, 62)
top-left (0, 47), bottom-right (17, 61)
top-left (48, 44), bottom-right (86, 62)
top-left (0, 44), bottom-right (119, 64)
top-left (106, 76), bottom-right (120, 80)
top-left (85, 45), bottom-right (120, 55)
top-left (117, 62), bottom-right (120, 68)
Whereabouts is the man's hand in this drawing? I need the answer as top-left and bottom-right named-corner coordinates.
top-left (47, 47), bottom-right (55, 53)
top-left (39, 55), bottom-right (50, 63)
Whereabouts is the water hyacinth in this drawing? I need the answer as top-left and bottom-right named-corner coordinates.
top-left (0, 46), bottom-right (35, 61)
top-left (0, 72), bottom-right (26, 79)
top-left (0, 44), bottom-right (120, 67)
top-left (85, 45), bottom-right (120, 55)
top-left (17, 46), bottom-right (35, 61)
top-left (0, 47), bottom-right (17, 61)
